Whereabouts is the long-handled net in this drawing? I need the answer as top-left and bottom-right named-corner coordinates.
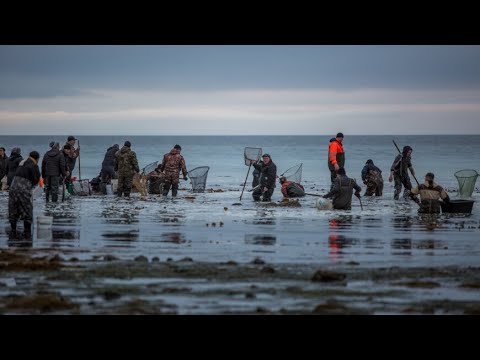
top-left (281, 163), bottom-right (303, 184)
top-left (244, 147), bottom-right (263, 165)
top-left (188, 166), bottom-right (210, 193)
top-left (142, 161), bottom-right (158, 175)
top-left (240, 147), bottom-right (262, 200)
top-left (132, 173), bottom-right (148, 196)
top-left (455, 169), bottom-right (479, 198)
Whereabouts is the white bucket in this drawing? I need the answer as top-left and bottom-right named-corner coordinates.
top-left (112, 179), bottom-right (118, 193)
top-left (37, 227), bottom-right (52, 240)
top-left (316, 198), bottom-right (333, 210)
top-left (37, 216), bottom-right (53, 228)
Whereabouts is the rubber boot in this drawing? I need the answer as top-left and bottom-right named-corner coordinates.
top-left (23, 221), bottom-right (32, 239)
top-left (9, 221), bottom-right (17, 239)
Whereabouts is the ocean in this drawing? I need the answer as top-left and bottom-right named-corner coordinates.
top-left (1, 135), bottom-right (479, 314)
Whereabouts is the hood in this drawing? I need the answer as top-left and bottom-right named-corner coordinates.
top-left (120, 146), bottom-right (131, 154)
top-left (11, 147), bottom-right (21, 156)
top-left (108, 144), bottom-right (120, 152)
top-left (47, 148), bottom-right (60, 157)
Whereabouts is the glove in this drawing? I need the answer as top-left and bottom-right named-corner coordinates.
top-left (183, 176), bottom-right (188, 181)
top-left (355, 192), bottom-right (361, 198)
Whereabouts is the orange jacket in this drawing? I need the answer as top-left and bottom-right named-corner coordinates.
top-left (328, 140), bottom-right (344, 165)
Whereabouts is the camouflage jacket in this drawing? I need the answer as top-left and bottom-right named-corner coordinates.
top-left (160, 150), bottom-right (187, 177)
top-left (115, 146), bottom-right (140, 176)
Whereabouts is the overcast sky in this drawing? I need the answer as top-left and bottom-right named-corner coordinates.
top-left (1, 45), bottom-right (480, 135)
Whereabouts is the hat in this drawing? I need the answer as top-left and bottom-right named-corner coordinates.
top-left (402, 145), bottom-right (412, 154)
top-left (124, 141), bottom-right (131, 147)
top-left (262, 154), bottom-right (271, 158)
top-left (49, 141), bottom-right (59, 149)
top-left (29, 151), bottom-right (40, 160)
top-left (366, 159), bottom-right (373, 165)
top-left (174, 144), bottom-right (182, 150)
top-left (426, 172), bottom-right (435, 179)
top-left (67, 136), bottom-right (77, 141)
top-left (336, 132), bottom-right (344, 138)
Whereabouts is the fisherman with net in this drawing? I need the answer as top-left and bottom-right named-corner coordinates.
top-left (160, 144), bottom-right (188, 198)
top-left (147, 164), bottom-right (165, 194)
top-left (279, 176), bottom-right (305, 198)
top-left (409, 172), bottom-right (450, 214)
top-left (250, 154), bottom-right (277, 202)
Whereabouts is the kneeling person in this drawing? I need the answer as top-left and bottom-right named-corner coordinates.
top-left (323, 167), bottom-right (361, 210)
top-left (279, 176), bottom-right (305, 198)
top-left (410, 172), bottom-right (450, 214)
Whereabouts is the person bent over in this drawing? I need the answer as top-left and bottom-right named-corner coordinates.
top-left (410, 172), bottom-right (450, 214)
top-left (279, 176), bottom-right (305, 198)
top-left (323, 167), bottom-right (361, 210)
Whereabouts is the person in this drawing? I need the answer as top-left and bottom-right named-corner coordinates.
top-left (64, 136), bottom-right (80, 173)
top-left (8, 151), bottom-right (41, 239)
top-left (160, 144), bottom-right (188, 197)
top-left (5, 147), bottom-right (23, 188)
top-left (410, 172), bottom-right (450, 214)
top-left (251, 154), bottom-right (277, 202)
top-left (100, 144), bottom-right (119, 194)
top-left (115, 141), bottom-right (140, 197)
top-left (0, 147), bottom-right (8, 189)
top-left (323, 167), bottom-right (361, 210)
top-left (328, 133), bottom-right (345, 190)
top-left (279, 176), bottom-right (305, 198)
top-left (252, 160), bottom-right (263, 188)
top-left (42, 142), bottom-right (68, 203)
top-left (389, 145), bottom-right (416, 200)
top-left (147, 165), bottom-right (165, 194)
top-left (62, 144), bottom-right (75, 187)
top-left (361, 159), bottom-right (384, 196)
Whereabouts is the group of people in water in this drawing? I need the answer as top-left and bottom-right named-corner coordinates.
top-left (1, 133), bottom-right (452, 239)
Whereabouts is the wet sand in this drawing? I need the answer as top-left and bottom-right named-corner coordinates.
top-left (1, 189), bottom-right (480, 314)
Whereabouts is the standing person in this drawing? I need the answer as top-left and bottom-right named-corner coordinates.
top-left (115, 141), bottom-right (140, 198)
top-left (101, 144), bottom-right (119, 194)
top-left (6, 147), bottom-right (23, 188)
top-left (8, 151), bottom-right (41, 239)
top-left (389, 145), bottom-right (416, 200)
top-left (0, 147), bottom-right (8, 189)
top-left (328, 133), bottom-right (345, 190)
top-left (361, 159), bottom-right (384, 196)
top-left (62, 144), bottom-right (75, 187)
top-left (42, 142), bottom-right (67, 203)
top-left (65, 136), bottom-right (80, 174)
top-left (279, 176), bottom-right (305, 198)
top-left (252, 161), bottom-right (263, 189)
top-left (251, 154), bottom-right (277, 202)
top-left (410, 172), bottom-right (450, 214)
top-left (160, 144), bottom-right (188, 197)
top-left (323, 167), bottom-right (361, 210)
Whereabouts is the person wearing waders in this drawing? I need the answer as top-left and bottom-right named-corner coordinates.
top-left (323, 167), bottom-right (361, 210)
top-left (160, 144), bottom-right (188, 198)
top-left (251, 154), bottom-right (277, 202)
top-left (328, 133), bottom-right (345, 191)
top-left (0, 147), bottom-right (8, 190)
top-left (361, 159), bottom-right (384, 196)
top-left (8, 151), bottom-right (41, 239)
top-left (389, 145), bottom-right (416, 200)
top-left (64, 136), bottom-right (80, 173)
top-left (100, 144), bottom-right (119, 194)
top-left (115, 141), bottom-right (140, 198)
top-left (279, 176), bottom-right (305, 198)
top-left (5, 147), bottom-right (23, 189)
top-left (409, 172), bottom-right (450, 214)
top-left (42, 142), bottom-right (67, 203)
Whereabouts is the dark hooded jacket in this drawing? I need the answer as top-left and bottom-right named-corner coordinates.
top-left (324, 175), bottom-right (361, 210)
top-left (102, 144), bottom-right (119, 170)
top-left (253, 160), bottom-right (277, 190)
top-left (0, 153), bottom-right (8, 182)
top-left (42, 148), bottom-right (67, 178)
top-left (6, 149), bottom-right (23, 186)
top-left (14, 157), bottom-right (41, 189)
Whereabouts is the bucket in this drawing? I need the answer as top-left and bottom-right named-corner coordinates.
top-left (37, 216), bottom-right (53, 228)
top-left (441, 200), bottom-right (475, 214)
top-left (316, 198), bottom-right (333, 210)
top-left (37, 227), bottom-right (52, 240)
